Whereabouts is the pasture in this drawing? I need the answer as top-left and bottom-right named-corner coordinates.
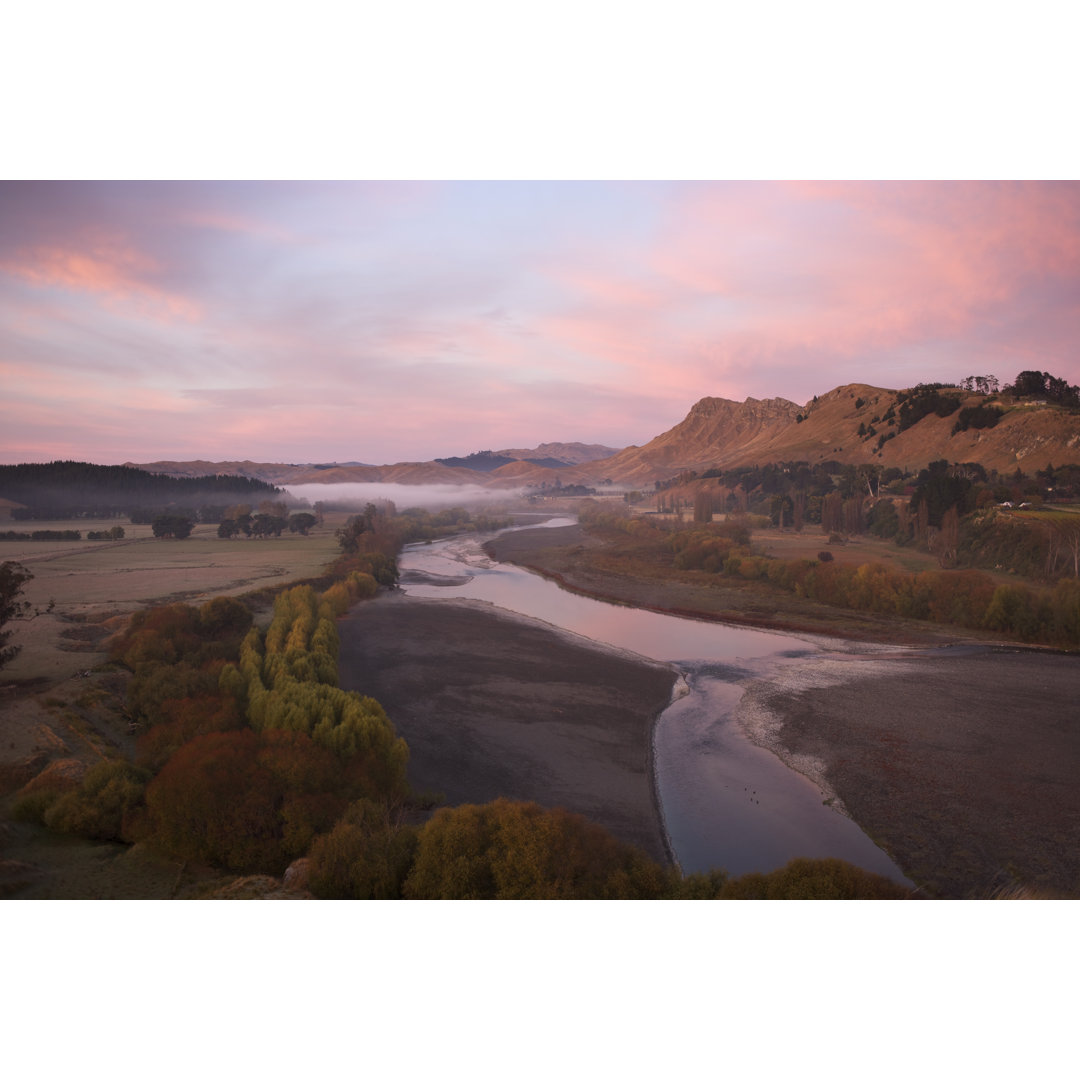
top-left (2, 514), bottom-right (350, 683)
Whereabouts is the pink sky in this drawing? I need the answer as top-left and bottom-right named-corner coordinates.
top-left (1, 180), bottom-right (1077, 466)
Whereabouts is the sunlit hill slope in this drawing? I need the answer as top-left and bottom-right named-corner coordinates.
top-left (129, 384), bottom-right (1080, 490)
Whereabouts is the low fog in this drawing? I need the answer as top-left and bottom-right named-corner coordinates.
top-left (285, 482), bottom-right (529, 512)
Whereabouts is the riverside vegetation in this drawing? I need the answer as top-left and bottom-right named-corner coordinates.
top-left (2, 502), bottom-right (917, 899)
top-left (599, 458), bottom-right (1080, 648)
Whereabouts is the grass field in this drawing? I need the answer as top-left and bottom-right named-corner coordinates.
top-left (0, 511), bottom-right (370, 898)
top-left (2, 513), bottom-right (351, 683)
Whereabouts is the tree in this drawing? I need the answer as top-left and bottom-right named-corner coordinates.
top-left (251, 513), bottom-right (285, 537)
top-left (1047, 515), bottom-right (1080, 577)
top-left (693, 490), bottom-right (714, 523)
top-left (288, 512), bottom-right (318, 535)
top-left (402, 799), bottom-right (672, 899)
top-left (151, 514), bottom-right (194, 539)
top-left (821, 491), bottom-right (844, 535)
top-left (1, 561), bottom-right (33, 670)
top-left (336, 514), bottom-right (369, 554)
top-left (938, 505), bottom-right (961, 568)
top-left (718, 857), bottom-right (913, 899)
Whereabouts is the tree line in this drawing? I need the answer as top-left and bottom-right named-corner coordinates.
top-left (578, 496), bottom-right (1080, 648)
top-left (0, 460), bottom-right (280, 519)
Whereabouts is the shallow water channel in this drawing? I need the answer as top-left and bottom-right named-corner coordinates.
top-left (398, 518), bottom-right (911, 883)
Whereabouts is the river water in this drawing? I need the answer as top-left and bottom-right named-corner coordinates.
top-left (398, 517), bottom-right (912, 883)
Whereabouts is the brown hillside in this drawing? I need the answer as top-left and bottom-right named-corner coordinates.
top-left (484, 460), bottom-right (566, 488)
top-left (285, 462), bottom-right (482, 485)
top-left (573, 384), bottom-right (1080, 486)
top-left (127, 383), bottom-right (1080, 493)
top-left (127, 459), bottom-right (315, 484)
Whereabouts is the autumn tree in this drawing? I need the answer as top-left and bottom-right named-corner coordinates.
top-left (336, 516), bottom-right (366, 553)
top-left (718, 857), bottom-right (914, 899)
top-left (258, 499), bottom-right (289, 520)
top-left (402, 799), bottom-right (673, 899)
top-left (1, 561), bottom-right (32, 670)
top-left (145, 728), bottom-right (350, 873)
top-left (306, 799), bottom-right (419, 899)
top-left (44, 759), bottom-right (151, 842)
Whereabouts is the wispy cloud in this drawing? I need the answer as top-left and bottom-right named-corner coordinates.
top-left (1, 180), bottom-right (1077, 465)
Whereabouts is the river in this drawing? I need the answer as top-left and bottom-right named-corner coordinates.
top-left (397, 517), bottom-right (913, 883)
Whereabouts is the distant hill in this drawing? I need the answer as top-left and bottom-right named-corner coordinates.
top-left (122, 383), bottom-right (1080, 493)
top-left (493, 442), bottom-right (621, 465)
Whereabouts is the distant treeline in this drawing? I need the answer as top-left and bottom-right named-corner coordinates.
top-left (1, 526), bottom-right (127, 542)
top-left (0, 529), bottom-right (84, 541)
top-left (0, 460), bottom-right (280, 519)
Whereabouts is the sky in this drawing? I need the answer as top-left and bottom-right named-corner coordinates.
top-left (2, 179), bottom-right (1078, 467)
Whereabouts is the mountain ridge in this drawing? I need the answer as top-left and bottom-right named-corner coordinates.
top-left (123, 383), bottom-right (1080, 490)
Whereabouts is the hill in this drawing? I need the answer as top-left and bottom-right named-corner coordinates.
top-left (572, 383), bottom-right (1080, 487)
top-left (122, 381), bottom-right (1080, 493)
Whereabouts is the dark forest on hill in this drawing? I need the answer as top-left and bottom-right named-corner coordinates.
top-left (0, 461), bottom-right (281, 520)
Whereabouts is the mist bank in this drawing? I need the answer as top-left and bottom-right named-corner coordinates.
top-left (285, 481), bottom-right (530, 512)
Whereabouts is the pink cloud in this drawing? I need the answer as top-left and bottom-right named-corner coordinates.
top-left (0, 231), bottom-right (201, 322)
top-left (573, 182), bottom-right (1080, 393)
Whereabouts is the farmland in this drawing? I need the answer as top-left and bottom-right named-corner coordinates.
top-left (2, 514), bottom-right (349, 683)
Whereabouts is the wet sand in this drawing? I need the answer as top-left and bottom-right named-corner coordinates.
top-left (491, 524), bottom-right (1080, 897)
top-left (337, 593), bottom-right (678, 865)
top-left (739, 647), bottom-right (1080, 897)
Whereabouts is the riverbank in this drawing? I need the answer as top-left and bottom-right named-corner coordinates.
top-left (489, 523), bottom-right (1080, 897)
top-left (337, 593), bottom-right (678, 865)
top-left (485, 522), bottom-right (989, 646)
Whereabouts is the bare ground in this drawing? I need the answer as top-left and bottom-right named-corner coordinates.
top-left (337, 593), bottom-right (678, 865)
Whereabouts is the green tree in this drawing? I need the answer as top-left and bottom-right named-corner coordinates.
top-left (151, 514), bottom-right (194, 539)
top-left (288, 513), bottom-right (318, 535)
top-left (1, 561), bottom-right (33, 670)
top-left (251, 513), bottom-right (285, 537)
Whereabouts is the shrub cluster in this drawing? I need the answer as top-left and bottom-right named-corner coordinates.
top-left (89, 578), bottom-right (409, 871)
top-left (0, 529), bottom-right (82, 541)
top-left (305, 797), bottom-right (918, 901)
top-left (701, 550), bottom-right (1080, 646)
